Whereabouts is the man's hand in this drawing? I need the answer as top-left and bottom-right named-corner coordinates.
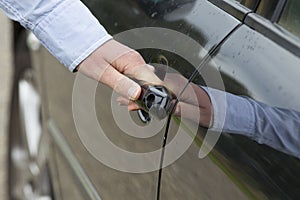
top-left (76, 39), bottom-right (162, 100)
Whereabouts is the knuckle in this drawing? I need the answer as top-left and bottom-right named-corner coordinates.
top-left (128, 51), bottom-right (144, 63)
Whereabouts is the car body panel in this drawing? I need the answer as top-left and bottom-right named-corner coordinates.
top-left (160, 22), bottom-right (300, 199)
top-left (41, 49), bottom-right (161, 199)
top-left (25, 0), bottom-right (300, 199)
top-left (31, 0), bottom-right (242, 199)
top-left (85, 0), bottom-right (240, 53)
top-left (208, 24), bottom-right (300, 199)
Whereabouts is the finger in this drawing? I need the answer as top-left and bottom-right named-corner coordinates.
top-left (99, 40), bottom-right (162, 85)
top-left (101, 40), bottom-right (162, 79)
top-left (78, 39), bottom-right (162, 99)
top-left (78, 55), bottom-right (142, 100)
top-left (112, 50), bottom-right (146, 71)
top-left (128, 103), bottom-right (140, 111)
top-left (117, 96), bottom-right (140, 111)
top-left (117, 96), bottom-right (130, 106)
top-left (108, 46), bottom-right (162, 85)
top-left (126, 64), bottom-right (163, 86)
top-left (100, 64), bottom-right (142, 100)
top-left (100, 40), bottom-right (142, 66)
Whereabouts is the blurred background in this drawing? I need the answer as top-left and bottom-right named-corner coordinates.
top-left (0, 10), bottom-right (12, 200)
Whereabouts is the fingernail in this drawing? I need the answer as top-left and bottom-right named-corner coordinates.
top-left (128, 86), bottom-right (140, 100)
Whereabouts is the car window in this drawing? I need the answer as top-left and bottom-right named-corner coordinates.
top-left (256, 0), bottom-right (286, 22)
top-left (278, 0), bottom-right (300, 38)
top-left (256, 0), bottom-right (278, 20)
top-left (232, 0), bottom-right (259, 10)
top-left (244, 0), bottom-right (300, 57)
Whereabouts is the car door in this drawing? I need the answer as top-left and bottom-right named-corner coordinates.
top-left (31, 0), bottom-right (251, 199)
top-left (159, 0), bottom-right (300, 199)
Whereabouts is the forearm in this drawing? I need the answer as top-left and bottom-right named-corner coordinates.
top-left (206, 87), bottom-right (255, 135)
top-left (248, 98), bottom-right (300, 158)
top-left (207, 87), bottom-right (300, 158)
top-left (0, 0), bottom-right (112, 71)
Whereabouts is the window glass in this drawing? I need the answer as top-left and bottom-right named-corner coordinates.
top-left (240, 0), bottom-right (259, 10)
top-left (278, 0), bottom-right (300, 38)
top-left (230, 0), bottom-right (259, 10)
top-left (256, 0), bottom-right (279, 20)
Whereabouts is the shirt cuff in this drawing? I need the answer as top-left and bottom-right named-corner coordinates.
top-left (33, 0), bottom-right (112, 71)
top-left (202, 87), bottom-right (255, 136)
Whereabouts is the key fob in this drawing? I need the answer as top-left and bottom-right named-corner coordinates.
top-left (135, 85), bottom-right (175, 120)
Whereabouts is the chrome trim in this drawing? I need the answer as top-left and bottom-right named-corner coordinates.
top-left (47, 119), bottom-right (102, 200)
top-left (137, 109), bottom-right (151, 123)
top-left (26, 32), bottom-right (41, 51)
top-left (19, 79), bottom-right (42, 157)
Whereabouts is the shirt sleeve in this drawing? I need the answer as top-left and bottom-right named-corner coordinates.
top-left (204, 87), bottom-right (300, 158)
top-left (0, 0), bottom-right (112, 71)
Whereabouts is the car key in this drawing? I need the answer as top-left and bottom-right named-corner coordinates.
top-left (135, 84), bottom-right (175, 120)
